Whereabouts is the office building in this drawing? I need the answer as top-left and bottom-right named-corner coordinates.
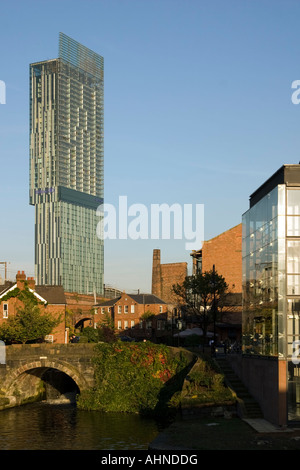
top-left (29, 33), bottom-right (104, 295)
top-left (242, 164), bottom-right (300, 424)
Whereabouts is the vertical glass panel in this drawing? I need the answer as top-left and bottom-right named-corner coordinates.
top-left (287, 299), bottom-right (300, 335)
top-left (287, 275), bottom-right (300, 295)
top-left (287, 216), bottom-right (300, 236)
top-left (287, 189), bottom-right (300, 215)
top-left (287, 240), bottom-right (300, 273)
top-left (242, 186), bottom-right (279, 356)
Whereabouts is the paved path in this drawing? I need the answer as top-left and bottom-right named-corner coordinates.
top-left (243, 418), bottom-right (294, 433)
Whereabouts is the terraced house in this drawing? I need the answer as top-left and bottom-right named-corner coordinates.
top-left (95, 293), bottom-right (169, 341)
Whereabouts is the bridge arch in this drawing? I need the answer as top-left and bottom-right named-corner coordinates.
top-left (3, 359), bottom-right (90, 406)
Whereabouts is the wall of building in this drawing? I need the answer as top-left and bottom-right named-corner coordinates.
top-left (227, 354), bottom-right (287, 426)
top-left (0, 272), bottom-right (66, 344)
top-left (201, 224), bottom-right (242, 293)
top-left (151, 249), bottom-right (187, 304)
top-left (96, 293), bottom-right (169, 340)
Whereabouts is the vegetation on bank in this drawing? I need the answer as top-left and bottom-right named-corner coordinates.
top-left (181, 355), bottom-right (235, 407)
top-left (77, 341), bottom-right (194, 416)
top-left (77, 342), bottom-right (234, 418)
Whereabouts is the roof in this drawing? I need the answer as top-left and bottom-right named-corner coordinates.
top-left (0, 282), bottom-right (14, 296)
top-left (129, 294), bottom-right (166, 305)
top-left (96, 296), bottom-right (122, 307)
top-left (96, 293), bottom-right (166, 307)
top-left (35, 286), bottom-right (66, 304)
top-left (249, 164), bottom-right (300, 208)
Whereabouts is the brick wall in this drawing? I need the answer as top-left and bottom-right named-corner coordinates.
top-left (95, 293), bottom-right (169, 340)
top-left (201, 223), bottom-right (242, 293)
top-left (151, 249), bottom-right (187, 304)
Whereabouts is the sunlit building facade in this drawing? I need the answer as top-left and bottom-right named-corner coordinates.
top-left (29, 33), bottom-right (104, 294)
top-left (242, 164), bottom-right (300, 422)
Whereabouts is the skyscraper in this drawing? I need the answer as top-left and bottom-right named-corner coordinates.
top-left (29, 33), bottom-right (104, 295)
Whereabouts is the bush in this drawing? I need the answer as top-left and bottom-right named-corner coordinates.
top-left (77, 342), bottom-right (191, 416)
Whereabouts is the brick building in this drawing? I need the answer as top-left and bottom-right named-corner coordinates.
top-left (95, 292), bottom-right (169, 341)
top-left (190, 224), bottom-right (242, 344)
top-left (0, 271), bottom-right (108, 343)
top-left (0, 271), bottom-right (67, 343)
top-left (151, 249), bottom-right (187, 305)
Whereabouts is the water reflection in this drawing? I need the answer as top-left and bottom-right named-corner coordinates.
top-left (0, 402), bottom-right (161, 450)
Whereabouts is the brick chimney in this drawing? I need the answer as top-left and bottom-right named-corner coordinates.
top-left (27, 277), bottom-right (36, 290)
top-left (16, 271), bottom-right (26, 289)
top-left (151, 249), bottom-right (162, 298)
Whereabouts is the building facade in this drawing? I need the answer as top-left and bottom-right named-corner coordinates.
top-left (242, 164), bottom-right (300, 424)
top-left (96, 293), bottom-right (169, 341)
top-left (0, 271), bottom-right (67, 343)
top-left (29, 33), bottom-right (104, 295)
top-left (151, 249), bottom-right (187, 304)
top-left (190, 225), bottom-right (242, 345)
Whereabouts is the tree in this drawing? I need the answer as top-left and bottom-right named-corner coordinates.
top-left (172, 267), bottom-right (228, 344)
top-left (0, 302), bottom-right (60, 344)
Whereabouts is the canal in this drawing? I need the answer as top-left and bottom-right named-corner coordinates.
top-left (0, 402), bottom-right (163, 450)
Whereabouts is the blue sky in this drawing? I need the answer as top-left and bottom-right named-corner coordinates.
top-left (1, 0), bottom-right (300, 293)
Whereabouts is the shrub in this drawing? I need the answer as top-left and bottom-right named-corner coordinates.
top-left (77, 341), bottom-right (191, 415)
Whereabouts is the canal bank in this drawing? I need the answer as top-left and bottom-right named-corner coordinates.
top-left (149, 415), bottom-right (300, 450)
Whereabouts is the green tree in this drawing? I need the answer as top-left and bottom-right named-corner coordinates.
top-left (0, 302), bottom-right (60, 344)
top-left (173, 268), bottom-right (228, 344)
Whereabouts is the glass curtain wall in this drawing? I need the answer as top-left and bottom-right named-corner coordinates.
top-left (242, 185), bottom-right (285, 356)
top-left (243, 184), bottom-right (300, 421)
top-left (286, 189), bottom-right (300, 421)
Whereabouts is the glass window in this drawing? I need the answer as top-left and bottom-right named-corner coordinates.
top-left (3, 304), bottom-right (8, 318)
top-left (131, 305), bottom-right (135, 313)
top-left (287, 190), bottom-right (300, 215)
top-left (124, 305), bottom-right (128, 314)
top-left (118, 305), bottom-right (121, 314)
top-left (117, 321), bottom-right (122, 330)
top-left (287, 299), bottom-right (300, 336)
top-left (287, 275), bottom-right (300, 295)
top-left (287, 216), bottom-right (300, 236)
top-left (287, 241), bottom-right (300, 273)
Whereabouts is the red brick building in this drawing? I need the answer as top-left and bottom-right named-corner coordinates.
top-left (95, 292), bottom-right (169, 341)
top-left (0, 271), bottom-right (67, 343)
top-left (190, 224), bottom-right (242, 345)
top-left (151, 249), bottom-right (187, 304)
top-left (0, 271), bottom-right (111, 343)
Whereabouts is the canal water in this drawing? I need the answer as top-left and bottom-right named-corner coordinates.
top-left (0, 402), bottom-right (162, 450)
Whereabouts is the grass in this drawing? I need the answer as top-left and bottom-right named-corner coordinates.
top-left (152, 416), bottom-right (300, 450)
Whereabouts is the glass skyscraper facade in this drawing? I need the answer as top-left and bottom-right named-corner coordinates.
top-left (29, 33), bottom-right (104, 295)
top-left (242, 164), bottom-right (300, 421)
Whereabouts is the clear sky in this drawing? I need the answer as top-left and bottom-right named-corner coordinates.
top-left (1, 0), bottom-right (300, 293)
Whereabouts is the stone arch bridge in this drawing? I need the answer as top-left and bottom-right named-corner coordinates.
top-left (0, 343), bottom-right (97, 410)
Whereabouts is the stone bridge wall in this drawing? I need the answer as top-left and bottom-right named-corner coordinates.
top-left (0, 343), bottom-right (97, 410)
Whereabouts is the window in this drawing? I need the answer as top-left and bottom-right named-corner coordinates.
top-left (131, 320), bottom-right (135, 329)
top-left (3, 304), bottom-right (8, 318)
top-left (124, 305), bottom-right (128, 313)
top-left (101, 307), bottom-right (105, 314)
top-left (131, 305), bottom-right (135, 313)
top-left (117, 321), bottom-right (122, 330)
top-left (118, 305), bottom-right (122, 314)
top-left (124, 320), bottom-right (128, 330)
top-left (157, 320), bottom-right (165, 330)
top-left (159, 305), bottom-right (163, 313)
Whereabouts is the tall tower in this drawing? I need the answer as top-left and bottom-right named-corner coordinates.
top-left (29, 33), bottom-right (104, 295)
